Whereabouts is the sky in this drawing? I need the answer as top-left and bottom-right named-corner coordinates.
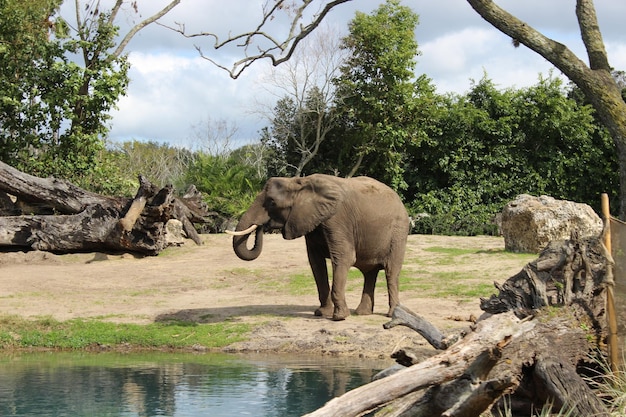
top-left (70, 0), bottom-right (626, 150)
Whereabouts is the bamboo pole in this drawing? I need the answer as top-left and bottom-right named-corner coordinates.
top-left (601, 193), bottom-right (619, 372)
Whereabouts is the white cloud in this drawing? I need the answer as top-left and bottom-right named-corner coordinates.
top-left (419, 27), bottom-right (562, 94)
top-left (420, 28), bottom-right (497, 75)
top-left (109, 51), bottom-right (265, 147)
top-left (606, 42), bottom-right (626, 71)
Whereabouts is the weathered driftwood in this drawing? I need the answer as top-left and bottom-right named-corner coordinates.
top-left (307, 236), bottom-right (612, 417)
top-left (0, 161), bottom-right (209, 254)
top-left (384, 304), bottom-right (463, 351)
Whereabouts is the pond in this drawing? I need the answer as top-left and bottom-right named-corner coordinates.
top-left (0, 352), bottom-right (392, 417)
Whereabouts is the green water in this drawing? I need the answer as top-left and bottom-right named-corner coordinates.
top-left (0, 352), bottom-right (391, 416)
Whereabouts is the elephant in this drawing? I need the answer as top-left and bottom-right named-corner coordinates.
top-left (227, 174), bottom-right (410, 321)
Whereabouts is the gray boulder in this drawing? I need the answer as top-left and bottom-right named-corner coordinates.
top-left (501, 194), bottom-right (603, 253)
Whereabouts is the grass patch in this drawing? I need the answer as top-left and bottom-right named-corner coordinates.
top-left (0, 315), bottom-right (250, 350)
top-left (399, 274), bottom-right (493, 298)
top-left (255, 243), bottom-right (534, 301)
top-left (289, 272), bottom-right (317, 295)
top-left (400, 245), bottom-right (535, 299)
top-left (124, 288), bottom-right (162, 297)
top-left (228, 267), bottom-right (264, 277)
top-left (424, 246), bottom-right (480, 256)
top-left (432, 282), bottom-right (495, 298)
top-left (420, 246), bottom-right (535, 265)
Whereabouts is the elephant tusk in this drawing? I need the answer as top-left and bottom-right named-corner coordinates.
top-left (225, 224), bottom-right (258, 236)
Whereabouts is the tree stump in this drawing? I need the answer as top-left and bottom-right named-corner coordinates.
top-left (306, 235), bottom-right (613, 417)
top-left (0, 161), bottom-right (210, 255)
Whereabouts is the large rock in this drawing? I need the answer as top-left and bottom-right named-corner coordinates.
top-left (501, 194), bottom-right (603, 253)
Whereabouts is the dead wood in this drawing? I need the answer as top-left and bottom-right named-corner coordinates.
top-left (304, 312), bottom-right (534, 417)
top-left (0, 161), bottom-right (210, 254)
top-left (0, 161), bottom-right (121, 214)
top-left (308, 236), bottom-right (613, 417)
top-left (383, 304), bottom-right (457, 350)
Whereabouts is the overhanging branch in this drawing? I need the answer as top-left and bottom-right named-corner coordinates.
top-left (465, 0), bottom-right (590, 86)
top-left (161, 0), bottom-right (353, 79)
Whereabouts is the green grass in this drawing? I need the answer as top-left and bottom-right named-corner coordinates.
top-left (228, 267), bottom-right (264, 277)
top-left (0, 315), bottom-right (250, 350)
top-left (288, 272), bottom-right (318, 295)
top-left (420, 246), bottom-right (535, 265)
top-left (399, 246), bottom-right (536, 300)
top-left (280, 246), bottom-right (521, 300)
top-left (424, 246), bottom-right (481, 256)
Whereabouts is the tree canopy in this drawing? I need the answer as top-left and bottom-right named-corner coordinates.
top-left (332, 0), bottom-right (427, 190)
top-left (465, 0), bottom-right (626, 217)
top-left (0, 0), bottom-right (179, 188)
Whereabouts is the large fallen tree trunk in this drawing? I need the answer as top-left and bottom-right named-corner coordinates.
top-left (306, 234), bottom-right (614, 417)
top-left (0, 161), bottom-right (210, 255)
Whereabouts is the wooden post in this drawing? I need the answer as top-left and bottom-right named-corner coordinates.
top-left (601, 193), bottom-right (619, 372)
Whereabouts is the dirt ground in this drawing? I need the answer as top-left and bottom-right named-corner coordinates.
top-left (0, 234), bottom-right (532, 359)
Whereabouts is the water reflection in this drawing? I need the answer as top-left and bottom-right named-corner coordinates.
top-left (0, 352), bottom-right (390, 417)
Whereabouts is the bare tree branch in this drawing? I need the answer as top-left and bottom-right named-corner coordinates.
top-left (162, 0), bottom-right (353, 79)
top-left (113, 0), bottom-right (181, 58)
top-left (257, 24), bottom-right (347, 176)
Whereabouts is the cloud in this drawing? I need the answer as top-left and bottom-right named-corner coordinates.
top-left (420, 27), bottom-right (496, 75)
top-left (108, 50), bottom-right (265, 147)
top-left (419, 27), bottom-right (561, 94)
top-left (606, 42), bottom-right (626, 71)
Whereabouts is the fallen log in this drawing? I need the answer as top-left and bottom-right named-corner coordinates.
top-left (307, 235), bottom-right (613, 417)
top-left (0, 161), bottom-right (210, 254)
top-left (0, 160), bottom-right (120, 214)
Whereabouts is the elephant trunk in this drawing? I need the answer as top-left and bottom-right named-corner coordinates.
top-left (232, 226), bottom-right (264, 261)
top-left (232, 193), bottom-right (270, 261)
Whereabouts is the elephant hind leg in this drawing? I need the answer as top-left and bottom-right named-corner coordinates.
top-left (385, 263), bottom-right (402, 317)
top-left (355, 269), bottom-right (379, 315)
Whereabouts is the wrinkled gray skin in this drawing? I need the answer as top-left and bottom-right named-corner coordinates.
top-left (232, 174), bottom-right (410, 321)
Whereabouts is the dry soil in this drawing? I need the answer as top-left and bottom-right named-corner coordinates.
top-left (0, 234), bottom-right (533, 359)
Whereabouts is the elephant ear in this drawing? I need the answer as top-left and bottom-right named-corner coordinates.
top-left (283, 175), bottom-right (342, 240)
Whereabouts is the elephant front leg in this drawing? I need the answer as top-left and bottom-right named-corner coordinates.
top-left (330, 263), bottom-right (351, 321)
top-left (306, 241), bottom-right (333, 318)
top-left (313, 272), bottom-right (333, 318)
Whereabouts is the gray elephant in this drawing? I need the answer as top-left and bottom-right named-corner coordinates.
top-left (227, 174), bottom-right (410, 321)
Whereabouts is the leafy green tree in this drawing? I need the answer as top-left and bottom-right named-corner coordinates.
top-left (332, 0), bottom-right (433, 190)
top-left (466, 0), bottom-right (626, 218)
top-left (0, 0), bottom-right (179, 190)
top-left (0, 0), bottom-right (63, 169)
top-left (185, 152), bottom-right (264, 221)
top-left (406, 75), bottom-right (616, 235)
top-left (261, 97), bottom-right (299, 177)
top-left (406, 78), bottom-right (520, 234)
top-left (0, 0), bottom-right (128, 181)
top-left (514, 75), bottom-right (618, 206)
top-left (262, 86), bottom-right (339, 177)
